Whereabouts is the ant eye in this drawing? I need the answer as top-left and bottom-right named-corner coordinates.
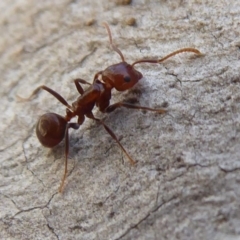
top-left (124, 76), bottom-right (131, 82)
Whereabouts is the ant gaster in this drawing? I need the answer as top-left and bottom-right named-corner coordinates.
top-left (21, 23), bottom-right (201, 192)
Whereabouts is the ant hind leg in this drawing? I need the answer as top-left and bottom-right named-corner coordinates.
top-left (86, 112), bottom-right (136, 165)
top-left (17, 85), bottom-right (71, 108)
top-left (59, 122), bottom-right (80, 193)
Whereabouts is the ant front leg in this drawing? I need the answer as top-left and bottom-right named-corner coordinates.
top-left (105, 101), bottom-right (167, 114)
top-left (92, 71), bottom-right (103, 84)
top-left (74, 78), bottom-right (91, 95)
top-left (86, 112), bottom-right (136, 165)
top-left (59, 122), bottom-right (80, 193)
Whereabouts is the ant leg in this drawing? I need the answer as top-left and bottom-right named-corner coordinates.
top-left (105, 102), bottom-right (167, 114)
top-left (59, 122), bottom-right (80, 193)
top-left (86, 112), bottom-right (136, 165)
top-left (92, 71), bottom-right (103, 83)
top-left (74, 78), bottom-right (91, 95)
top-left (18, 85), bottom-right (71, 108)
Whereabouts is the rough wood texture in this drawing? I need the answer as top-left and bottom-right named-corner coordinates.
top-left (1, 1), bottom-right (240, 239)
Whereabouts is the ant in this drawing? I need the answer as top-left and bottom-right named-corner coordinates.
top-left (20, 23), bottom-right (201, 192)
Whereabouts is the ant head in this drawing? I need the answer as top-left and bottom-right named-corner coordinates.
top-left (102, 23), bottom-right (142, 91)
top-left (103, 23), bottom-right (201, 91)
top-left (36, 113), bottom-right (67, 148)
top-left (102, 62), bottom-right (143, 91)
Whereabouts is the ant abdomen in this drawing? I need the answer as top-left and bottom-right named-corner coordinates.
top-left (36, 113), bottom-right (67, 148)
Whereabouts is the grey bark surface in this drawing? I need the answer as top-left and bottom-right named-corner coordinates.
top-left (1, 1), bottom-right (240, 239)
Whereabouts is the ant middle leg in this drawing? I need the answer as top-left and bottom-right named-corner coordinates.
top-left (86, 112), bottom-right (136, 165)
top-left (18, 85), bottom-right (71, 108)
top-left (105, 102), bottom-right (167, 114)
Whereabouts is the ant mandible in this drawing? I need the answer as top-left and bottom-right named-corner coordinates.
top-left (21, 23), bottom-right (201, 192)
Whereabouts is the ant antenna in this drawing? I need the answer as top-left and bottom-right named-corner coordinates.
top-left (131, 48), bottom-right (201, 66)
top-left (103, 22), bottom-right (125, 62)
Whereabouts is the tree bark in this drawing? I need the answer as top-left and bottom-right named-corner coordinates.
top-left (1, 1), bottom-right (240, 239)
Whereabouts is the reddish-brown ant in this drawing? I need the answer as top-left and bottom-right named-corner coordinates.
top-left (20, 23), bottom-right (201, 192)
